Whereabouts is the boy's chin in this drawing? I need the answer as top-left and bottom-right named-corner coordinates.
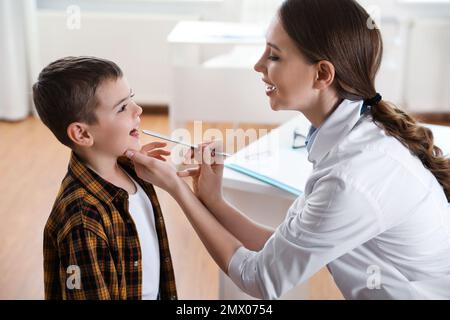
top-left (120, 141), bottom-right (141, 157)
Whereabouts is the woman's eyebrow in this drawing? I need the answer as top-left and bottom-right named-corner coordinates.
top-left (267, 42), bottom-right (282, 52)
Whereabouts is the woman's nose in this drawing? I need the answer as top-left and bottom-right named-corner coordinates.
top-left (254, 60), bottom-right (262, 73)
top-left (254, 56), bottom-right (265, 74)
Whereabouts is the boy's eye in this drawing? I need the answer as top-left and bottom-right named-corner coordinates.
top-left (117, 92), bottom-right (135, 113)
top-left (118, 104), bottom-right (127, 113)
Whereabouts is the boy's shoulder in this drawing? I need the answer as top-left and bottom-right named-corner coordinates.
top-left (44, 153), bottom-right (157, 244)
top-left (44, 170), bottom-right (108, 244)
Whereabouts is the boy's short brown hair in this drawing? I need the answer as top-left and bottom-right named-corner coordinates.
top-left (32, 56), bottom-right (123, 147)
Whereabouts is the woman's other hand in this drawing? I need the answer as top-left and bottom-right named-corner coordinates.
top-left (125, 142), bottom-right (182, 194)
top-left (140, 141), bottom-right (171, 161)
top-left (177, 141), bottom-right (225, 208)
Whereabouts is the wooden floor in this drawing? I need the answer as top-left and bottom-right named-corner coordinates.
top-left (0, 113), bottom-right (346, 300)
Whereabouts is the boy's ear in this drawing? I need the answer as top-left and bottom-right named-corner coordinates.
top-left (67, 122), bottom-right (94, 147)
top-left (313, 60), bottom-right (335, 90)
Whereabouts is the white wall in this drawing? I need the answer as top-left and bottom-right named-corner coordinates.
top-left (359, 0), bottom-right (450, 112)
top-left (36, 0), bottom-right (239, 21)
top-left (405, 19), bottom-right (450, 112)
top-left (35, 0), bottom-right (240, 107)
top-left (35, 0), bottom-right (450, 115)
top-left (37, 11), bottom-right (200, 106)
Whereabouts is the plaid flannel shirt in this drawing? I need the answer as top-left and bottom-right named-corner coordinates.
top-left (43, 152), bottom-right (177, 300)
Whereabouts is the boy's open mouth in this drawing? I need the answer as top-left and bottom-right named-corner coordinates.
top-left (130, 128), bottom-right (139, 138)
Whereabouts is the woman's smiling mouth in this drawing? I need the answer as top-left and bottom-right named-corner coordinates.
top-left (265, 85), bottom-right (277, 95)
top-left (263, 80), bottom-right (278, 96)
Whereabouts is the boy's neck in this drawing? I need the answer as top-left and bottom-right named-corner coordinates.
top-left (74, 148), bottom-right (138, 195)
top-left (74, 149), bottom-right (122, 181)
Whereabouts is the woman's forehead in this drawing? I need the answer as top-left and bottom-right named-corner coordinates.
top-left (265, 17), bottom-right (294, 52)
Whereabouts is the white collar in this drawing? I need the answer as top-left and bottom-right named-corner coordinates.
top-left (307, 99), bottom-right (365, 165)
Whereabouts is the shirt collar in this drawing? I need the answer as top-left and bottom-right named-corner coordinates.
top-left (307, 99), bottom-right (365, 165)
top-left (305, 125), bottom-right (319, 153)
top-left (68, 151), bottom-right (142, 204)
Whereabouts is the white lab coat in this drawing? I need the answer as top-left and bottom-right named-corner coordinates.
top-left (228, 99), bottom-right (450, 300)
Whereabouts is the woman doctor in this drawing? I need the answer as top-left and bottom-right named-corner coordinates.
top-left (126, 0), bottom-right (450, 299)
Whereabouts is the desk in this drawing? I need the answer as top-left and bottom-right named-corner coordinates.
top-left (167, 21), bottom-right (265, 67)
top-left (168, 21), bottom-right (265, 45)
top-left (166, 21), bottom-right (293, 129)
top-left (221, 117), bottom-right (450, 300)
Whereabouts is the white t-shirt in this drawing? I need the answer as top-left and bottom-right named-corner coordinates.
top-left (126, 173), bottom-right (160, 300)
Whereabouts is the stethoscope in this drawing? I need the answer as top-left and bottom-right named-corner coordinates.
top-left (292, 129), bottom-right (307, 149)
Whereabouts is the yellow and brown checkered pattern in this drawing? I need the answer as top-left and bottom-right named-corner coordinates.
top-left (43, 152), bottom-right (177, 300)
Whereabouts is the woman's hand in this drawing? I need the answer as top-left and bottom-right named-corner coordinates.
top-left (140, 141), bottom-right (171, 161)
top-left (125, 142), bottom-right (183, 195)
top-left (177, 141), bottom-right (225, 208)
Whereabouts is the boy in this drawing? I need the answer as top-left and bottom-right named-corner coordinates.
top-left (33, 56), bottom-right (177, 300)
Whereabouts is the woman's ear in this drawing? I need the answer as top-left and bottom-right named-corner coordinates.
top-left (313, 60), bottom-right (335, 90)
top-left (67, 122), bottom-right (94, 147)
